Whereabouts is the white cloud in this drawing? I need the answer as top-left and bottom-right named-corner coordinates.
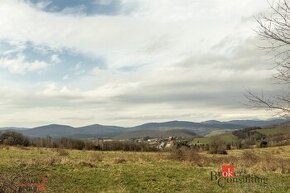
top-left (0, 54), bottom-right (49, 74)
top-left (50, 54), bottom-right (61, 64)
top-left (0, 0), bottom-right (280, 126)
top-left (0, 0), bottom-right (269, 70)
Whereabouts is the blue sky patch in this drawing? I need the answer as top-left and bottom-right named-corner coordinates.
top-left (0, 41), bottom-right (105, 84)
top-left (27, 0), bottom-right (136, 16)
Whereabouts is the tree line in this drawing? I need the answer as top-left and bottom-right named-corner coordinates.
top-left (0, 131), bottom-right (158, 152)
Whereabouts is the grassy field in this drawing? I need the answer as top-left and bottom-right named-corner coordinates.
top-left (254, 126), bottom-right (290, 136)
top-left (0, 146), bottom-right (290, 193)
top-left (191, 133), bottom-right (238, 145)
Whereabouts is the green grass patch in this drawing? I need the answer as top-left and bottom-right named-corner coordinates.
top-left (192, 133), bottom-right (238, 145)
top-left (254, 126), bottom-right (290, 136)
top-left (0, 146), bottom-right (289, 192)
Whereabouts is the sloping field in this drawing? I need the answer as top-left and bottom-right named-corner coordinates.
top-left (0, 145), bottom-right (289, 193)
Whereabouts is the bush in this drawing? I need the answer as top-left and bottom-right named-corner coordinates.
top-left (0, 132), bottom-right (158, 152)
top-left (208, 148), bottom-right (227, 155)
top-left (0, 131), bottom-right (30, 146)
top-left (208, 138), bottom-right (227, 155)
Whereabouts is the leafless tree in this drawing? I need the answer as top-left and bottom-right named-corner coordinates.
top-left (246, 0), bottom-right (290, 117)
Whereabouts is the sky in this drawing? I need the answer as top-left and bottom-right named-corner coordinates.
top-left (0, 0), bottom-right (282, 127)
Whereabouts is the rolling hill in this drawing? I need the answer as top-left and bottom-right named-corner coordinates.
top-left (1, 119), bottom-right (286, 139)
top-left (16, 124), bottom-right (126, 139)
top-left (115, 129), bottom-right (197, 139)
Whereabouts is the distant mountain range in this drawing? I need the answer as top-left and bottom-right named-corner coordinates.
top-left (0, 119), bottom-right (287, 139)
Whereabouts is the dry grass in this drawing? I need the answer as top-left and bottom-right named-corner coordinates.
top-left (78, 160), bottom-right (95, 167)
top-left (169, 149), bottom-right (237, 166)
top-left (168, 147), bottom-right (290, 174)
top-left (90, 152), bottom-right (103, 162)
top-left (114, 157), bottom-right (127, 164)
top-left (241, 150), bottom-right (260, 166)
top-left (0, 145), bottom-right (290, 192)
top-left (52, 148), bottom-right (69, 156)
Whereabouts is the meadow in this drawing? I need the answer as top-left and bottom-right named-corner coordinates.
top-left (0, 145), bottom-right (290, 193)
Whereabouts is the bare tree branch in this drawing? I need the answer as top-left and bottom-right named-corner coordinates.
top-left (247, 0), bottom-right (290, 117)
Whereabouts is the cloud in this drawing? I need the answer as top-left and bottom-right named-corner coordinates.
top-left (0, 0), bottom-right (269, 70)
top-left (0, 54), bottom-right (49, 74)
top-left (0, 0), bottom-right (280, 127)
top-left (50, 54), bottom-right (61, 64)
top-left (27, 0), bottom-right (133, 16)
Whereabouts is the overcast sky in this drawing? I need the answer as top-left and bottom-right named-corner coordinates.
top-left (0, 0), bottom-right (282, 127)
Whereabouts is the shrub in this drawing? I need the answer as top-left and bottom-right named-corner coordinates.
top-left (208, 148), bottom-right (227, 155)
top-left (168, 149), bottom-right (184, 161)
top-left (208, 138), bottom-right (227, 155)
top-left (0, 131), bottom-right (30, 146)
